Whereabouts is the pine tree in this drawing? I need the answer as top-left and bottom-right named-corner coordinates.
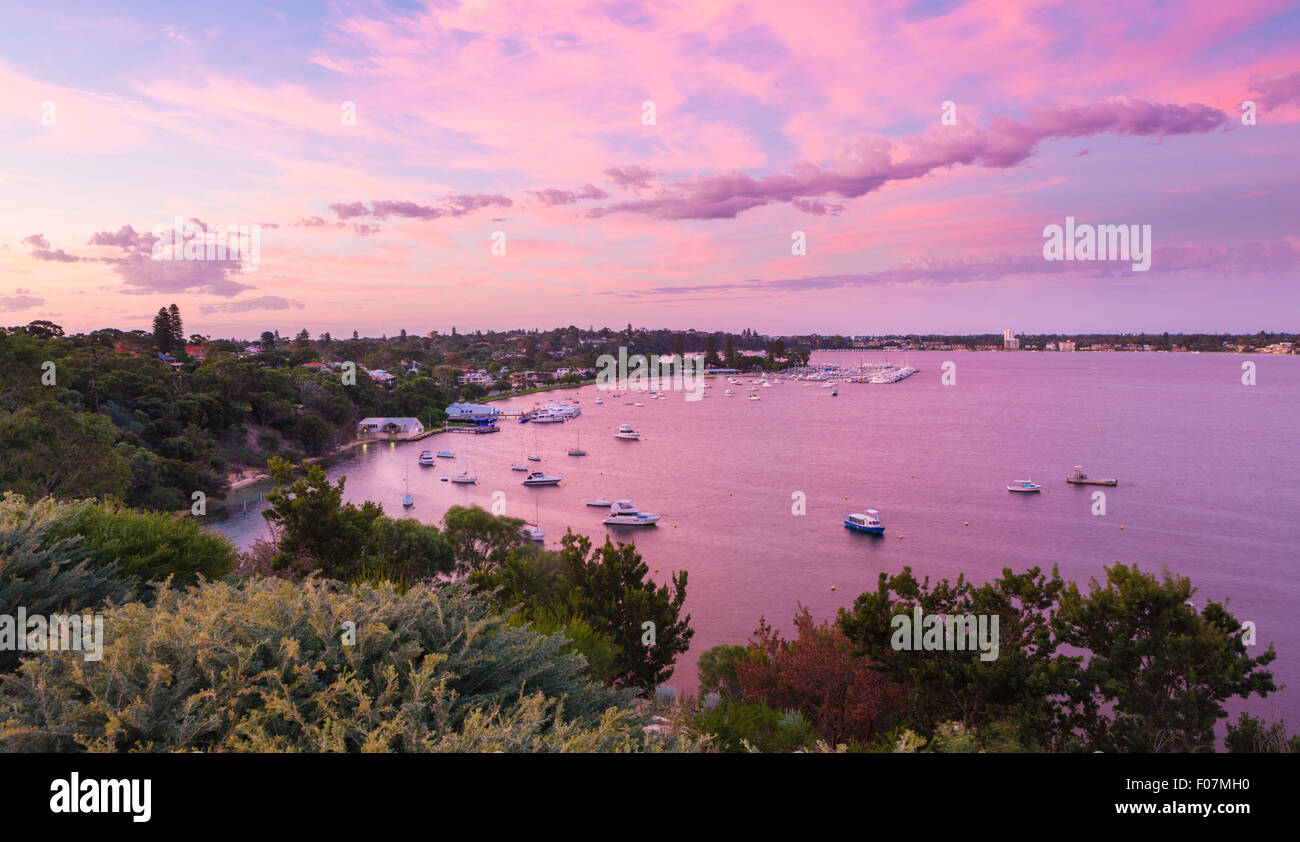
top-left (167, 303), bottom-right (184, 350)
top-left (152, 307), bottom-right (173, 352)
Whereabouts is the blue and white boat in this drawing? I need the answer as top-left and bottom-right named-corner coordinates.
top-left (1007, 480), bottom-right (1041, 493)
top-left (436, 450), bottom-right (455, 458)
top-left (844, 510), bottom-right (884, 534)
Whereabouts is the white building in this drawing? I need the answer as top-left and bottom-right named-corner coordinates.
top-left (356, 417), bottom-right (424, 439)
top-left (1003, 329), bottom-right (1019, 350)
top-left (1059, 340), bottom-right (1076, 352)
top-left (446, 402), bottom-right (499, 421)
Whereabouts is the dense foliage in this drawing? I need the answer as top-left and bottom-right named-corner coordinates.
top-left (0, 576), bottom-right (696, 752)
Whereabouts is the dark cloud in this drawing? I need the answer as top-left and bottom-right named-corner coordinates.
top-left (0, 291), bottom-right (44, 311)
top-left (603, 164), bottom-right (657, 190)
top-left (199, 296), bottom-right (305, 315)
top-left (1248, 70), bottom-right (1300, 111)
top-left (590, 98), bottom-right (1228, 221)
top-left (330, 194), bottom-right (514, 222)
top-left (526, 184), bottom-right (610, 206)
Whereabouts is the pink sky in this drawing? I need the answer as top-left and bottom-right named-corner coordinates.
top-left (1, 0), bottom-right (1298, 337)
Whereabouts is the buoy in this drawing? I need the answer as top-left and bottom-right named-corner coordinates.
top-left (964, 521), bottom-right (968, 526)
top-left (830, 585), bottom-right (836, 591)
top-left (898, 534), bottom-right (903, 539)
top-left (1120, 525), bottom-right (1124, 530)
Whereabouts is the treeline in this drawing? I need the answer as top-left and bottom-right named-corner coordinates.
top-left (0, 315), bottom-right (464, 510)
top-left (684, 566), bottom-right (1292, 753)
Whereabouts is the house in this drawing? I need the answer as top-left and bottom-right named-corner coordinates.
top-left (446, 402), bottom-right (499, 422)
top-left (183, 344), bottom-right (207, 361)
top-left (458, 369), bottom-right (494, 386)
top-left (356, 417), bottom-right (425, 439)
top-left (302, 362), bottom-right (328, 371)
top-left (368, 369), bottom-right (396, 384)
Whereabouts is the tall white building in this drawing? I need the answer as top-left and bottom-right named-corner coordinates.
top-left (1003, 329), bottom-right (1019, 350)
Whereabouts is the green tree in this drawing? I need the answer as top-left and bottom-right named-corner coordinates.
top-left (441, 504), bottom-right (527, 572)
top-left (261, 457), bottom-right (385, 579)
top-left (1054, 563), bottom-right (1278, 753)
top-left (0, 402), bottom-right (131, 501)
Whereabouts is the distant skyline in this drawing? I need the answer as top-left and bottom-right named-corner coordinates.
top-left (2, 1), bottom-right (1298, 336)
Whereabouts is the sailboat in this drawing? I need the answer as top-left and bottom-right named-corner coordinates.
top-left (567, 423), bottom-right (587, 456)
top-left (451, 446), bottom-right (478, 484)
top-left (519, 499), bottom-right (545, 542)
top-left (586, 470), bottom-right (613, 507)
top-left (512, 427), bottom-right (529, 471)
top-left (526, 428), bottom-right (542, 462)
top-left (402, 468), bottom-right (414, 508)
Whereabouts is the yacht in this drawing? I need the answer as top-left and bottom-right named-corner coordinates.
top-left (418, 451), bottom-right (435, 466)
top-left (747, 394), bottom-right (760, 401)
top-left (402, 476), bottom-right (414, 508)
top-left (526, 454), bottom-right (542, 462)
top-left (451, 471), bottom-right (477, 484)
top-left (519, 523), bottom-right (545, 541)
top-left (603, 500), bottom-right (661, 526)
top-left (594, 396), bottom-right (604, 405)
top-left (522, 471), bottom-right (562, 486)
top-left (511, 463), bottom-right (528, 471)
top-left (844, 510), bottom-right (883, 534)
top-left (436, 450), bottom-right (455, 458)
top-left (614, 424), bottom-right (641, 440)
top-left (724, 389), bottom-right (734, 396)
top-left (1007, 480), bottom-right (1042, 493)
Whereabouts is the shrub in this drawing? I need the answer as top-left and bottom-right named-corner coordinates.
top-left (50, 498), bottom-right (237, 587)
top-left (0, 576), bottom-right (687, 752)
top-left (0, 493), bottom-right (133, 671)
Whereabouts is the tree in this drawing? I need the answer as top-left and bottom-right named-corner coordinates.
top-left (440, 504), bottom-right (526, 572)
top-left (738, 605), bottom-right (903, 747)
top-left (0, 402), bottom-right (131, 501)
top-left (553, 532), bottom-right (693, 692)
top-left (703, 335), bottom-right (720, 369)
top-left (1054, 563), bottom-right (1278, 753)
top-left (723, 336), bottom-right (737, 368)
top-left (261, 457), bottom-right (384, 579)
top-left (838, 566), bottom-right (1071, 749)
top-left (167, 304), bottom-right (184, 350)
top-left (152, 308), bottom-right (174, 352)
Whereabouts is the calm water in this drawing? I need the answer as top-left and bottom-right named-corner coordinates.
top-left (210, 351), bottom-right (1300, 722)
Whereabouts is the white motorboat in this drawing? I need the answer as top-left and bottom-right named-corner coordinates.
top-left (511, 463), bottom-right (528, 471)
top-left (594, 396), bottom-right (604, 405)
top-left (614, 424), bottom-right (641, 440)
top-left (1007, 480), bottom-right (1042, 493)
top-left (603, 499), bottom-right (661, 526)
top-left (417, 451), bottom-right (435, 466)
top-left (747, 394), bottom-right (760, 401)
top-left (522, 471), bottom-right (562, 486)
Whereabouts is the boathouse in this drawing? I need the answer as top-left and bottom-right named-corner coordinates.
top-left (356, 417), bottom-right (425, 439)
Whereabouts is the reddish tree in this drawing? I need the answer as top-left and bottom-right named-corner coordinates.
top-left (737, 604), bottom-right (903, 747)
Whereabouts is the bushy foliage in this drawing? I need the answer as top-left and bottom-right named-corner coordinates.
top-left (1223, 712), bottom-right (1299, 753)
top-left (471, 531), bottom-right (693, 693)
top-left (0, 493), bottom-right (133, 671)
top-left (734, 605), bottom-right (903, 748)
top-left (686, 701), bottom-right (816, 753)
top-left (48, 498), bottom-right (236, 587)
top-left (0, 576), bottom-right (692, 752)
top-left (261, 458), bottom-right (455, 583)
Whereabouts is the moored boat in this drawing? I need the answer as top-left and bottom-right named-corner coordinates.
top-left (1066, 466), bottom-right (1117, 486)
top-left (1007, 480), bottom-right (1042, 493)
top-left (603, 499), bottom-right (661, 526)
top-left (844, 509), bottom-right (883, 534)
top-left (522, 471), bottom-right (562, 486)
